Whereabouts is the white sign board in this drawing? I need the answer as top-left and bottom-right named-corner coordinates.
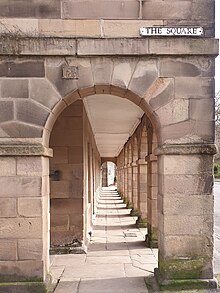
top-left (140, 27), bottom-right (204, 37)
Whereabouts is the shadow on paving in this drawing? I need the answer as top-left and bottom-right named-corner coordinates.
top-left (51, 187), bottom-right (158, 293)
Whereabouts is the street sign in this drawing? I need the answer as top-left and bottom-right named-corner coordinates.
top-left (140, 27), bottom-right (204, 37)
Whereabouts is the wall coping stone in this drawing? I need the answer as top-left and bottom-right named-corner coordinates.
top-left (155, 144), bottom-right (217, 156)
top-left (0, 144), bottom-right (53, 157)
top-left (0, 37), bottom-right (218, 56)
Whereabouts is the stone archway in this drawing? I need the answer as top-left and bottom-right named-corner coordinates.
top-left (0, 52), bottom-right (217, 290)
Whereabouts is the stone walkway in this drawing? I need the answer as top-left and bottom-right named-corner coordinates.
top-left (50, 187), bottom-right (158, 293)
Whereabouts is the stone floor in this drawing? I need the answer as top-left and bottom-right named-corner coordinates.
top-left (50, 187), bottom-right (158, 293)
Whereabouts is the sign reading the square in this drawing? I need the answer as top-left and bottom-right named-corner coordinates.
top-left (140, 27), bottom-right (204, 37)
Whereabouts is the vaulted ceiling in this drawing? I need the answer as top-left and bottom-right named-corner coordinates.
top-left (83, 94), bottom-right (144, 157)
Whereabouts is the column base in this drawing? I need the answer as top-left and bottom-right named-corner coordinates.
top-left (154, 268), bottom-right (218, 291)
top-left (136, 217), bottom-right (148, 228)
top-left (0, 282), bottom-right (47, 293)
top-left (146, 226), bottom-right (158, 248)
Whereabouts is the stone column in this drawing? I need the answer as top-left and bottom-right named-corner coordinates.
top-left (127, 163), bottom-right (133, 205)
top-left (0, 144), bottom-right (52, 292)
top-left (137, 159), bottom-right (148, 227)
top-left (146, 154), bottom-right (158, 248)
top-left (132, 162), bottom-right (138, 210)
top-left (156, 144), bottom-right (217, 289)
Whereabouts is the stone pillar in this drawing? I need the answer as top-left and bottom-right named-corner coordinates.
top-left (137, 159), bottom-right (148, 227)
top-left (132, 162), bottom-right (138, 210)
top-left (0, 144), bottom-right (52, 292)
top-left (127, 163), bottom-right (133, 205)
top-left (124, 165), bottom-right (128, 198)
top-left (156, 144), bottom-right (217, 289)
top-left (146, 154), bottom-right (158, 248)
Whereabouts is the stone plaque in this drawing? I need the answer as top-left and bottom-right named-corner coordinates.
top-left (140, 26), bottom-right (204, 37)
top-left (62, 65), bottom-right (79, 79)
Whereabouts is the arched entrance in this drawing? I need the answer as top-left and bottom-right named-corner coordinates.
top-left (0, 52), bottom-right (216, 290)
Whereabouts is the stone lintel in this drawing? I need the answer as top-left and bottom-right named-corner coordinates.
top-left (155, 144), bottom-right (217, 156)
top-left (0, 144), bottom-right (53, 157)
top-left (0, 37), bottom-right (218, 56)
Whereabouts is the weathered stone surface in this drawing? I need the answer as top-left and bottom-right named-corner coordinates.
top-left (161, 120), bottom-right (214, 144)
top-left (50, 181), bottom-right (72, 199)
top-left (103, 20), bottom-right (163, 38)
top-left (18, 198), bottom-right (42, 217)
top-left (18, 239), bottom-right (43, 260)
top-left (190, 98), bottom-right (214, 121)
top-left (68, 147), bottom-right (83, 164)
top-left (0, 60), bottom-right (45, 77)
top-left (192, 0), bottom-right (214, 21)
top-left (0, 122), bottom-right (43, 138)
top-left (159, 155), bottom-right (213, 175)
top-left (149, 39), bottom-right (218, 56)
top-left (145, 78), bottom-right (174, 111)
top-left (160, 214), bottom-right (212, 236)
top-left (160, 59), bottom-right (201, 77)
top-left (0, 158), bottom-right (16, 176)
top-left (0, 145), bottom-right (52, 157)
top-left (142, 1), bottom-right (192, 20)
top-left (30, 79), bottom-right (61, 109)
top-left (52, 147), bottom-right (68, 164)
top-left (156, 144), bottom-right (217, 156)
top-left (39, 19), bottom-right (101, 37)
top-left (159, 194), bottom-right (213, 216)
top-left (50, 198), bottom-right (83, 215)
top-left (77, 39), bottom-right (149, 56)
top-left (0, 18), bottom-right (38, 35)
top-left (0, 0), bottom-right (61, 18)
top-left (0, 198), bottom-right (16, 217)
top-left (160, 234), bottom-right (213, 258)
top-left (50, 129), bottom-right (83, 147)
top-left (175, 77), bottom-right (214, 99)
top-left (91, 58), bottom-right (113, 85)
top-left (0, 260), bottom-right (43, 280)
top-left (0, 37), bottom-right (77, 56)
top-left (0, 177), bottom-right (41, 197)
top-left (46, 58), bottom-right (78, 97)
top-left (155, 99), bottom-right (189, 126)
top-left (62, 0), bottom-right (139, 19)
top-left (15, 100), bottom-right (50, 127)
top-left (0, 240), bottom-right (17, 261)
top-left (17, 157), bottom-right (42, 176)
top-left (111, 59), bottom-right (137, 89)
top-left (128, 60), bottom-right (158, 97)
top-left (0, 217), bottom-right (42, 238)
top-left (0, 101), bottom-right (14, 123)
top-left (159, 173), bottom-right (213, 195)
top-left (1, 79), bottom-right (28, 99)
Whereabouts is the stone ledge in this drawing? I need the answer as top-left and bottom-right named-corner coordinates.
top-left (0, 145), bottom-right (53, 157)
top-left (155, 144), bottom-right (217, 156)
top-left (0, 37), bottom-right (218, 56)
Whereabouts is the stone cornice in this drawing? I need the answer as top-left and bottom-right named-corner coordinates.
top-left (155, 144), bottom-right (217, 156)
top-left (0, 144), bottom-right (53, 157)
top-left (0, 37), bottom-right (218, 56)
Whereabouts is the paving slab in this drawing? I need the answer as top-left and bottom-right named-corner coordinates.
top-left (52, 187), bottom-right (156, 292)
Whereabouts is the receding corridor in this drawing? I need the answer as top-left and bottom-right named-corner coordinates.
top-left (50, 187), bottom-right (158, 293)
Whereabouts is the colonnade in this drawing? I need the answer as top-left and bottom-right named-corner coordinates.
top-left (117, 115), bottom-right (158, 247)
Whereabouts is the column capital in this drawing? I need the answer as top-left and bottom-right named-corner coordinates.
top-left (155, 144), bottom-right (217, 156)
top-left (0, 144), bottom-right (53, 157)
top-left (145, 154), bottom-right (157, 162)
top-left (137, 158), bottom-right (148, 165)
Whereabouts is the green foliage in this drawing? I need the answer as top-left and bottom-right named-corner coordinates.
top-left (214, 163), bottom-right (220, 178)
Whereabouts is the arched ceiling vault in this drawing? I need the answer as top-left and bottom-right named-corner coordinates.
top-left (83, 94), bottom-right (144, 158)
